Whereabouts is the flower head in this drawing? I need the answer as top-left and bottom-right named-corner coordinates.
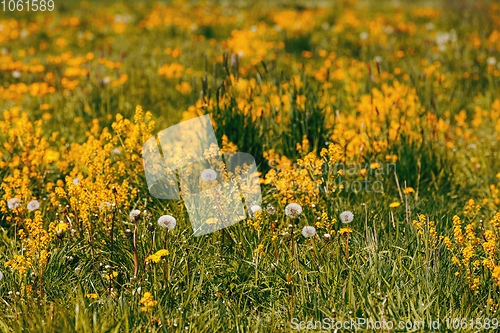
top-left (146, 249), bottom-right (169, 263)
top-left (302, 225), bottom-right (316, 238)
top-left (389, 202), bottom-right (400, 208)
top-left (129, 209), bottom-right (141, 221)
top-left (140, 292), bottom-right (157, 310)
top-left (201, 168), bottom-right (217, 182)
top-left (100, 202), bottom-right (112, 210)
top-left (338, 227), bottom-right (353, 236)
top-left (158, 215), bottom-right (176, 230)
top-left (7, 198), bottom-right (21, 210)
top-left (285, 203), bottom-right (302, 218)
top-left (403, 187), bottom-right (415, 194)
top-left (266, 204), bottom-right (276, 215)
top-left (27, 200), bottom-right (40, 211)
top-left (249, 205), bottom-right (262, 217)
top-left (55, 222), bottom-right (69, 237)
top-left (340, 211), bottom-right (354, 224)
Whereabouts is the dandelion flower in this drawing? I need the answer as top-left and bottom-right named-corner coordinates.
top-left (302, 226), bottom-right (316, 238)
top-left (7, 198), bottom-right (21, 210)
top-left (130, 209), bottom-right (141, 221)
top-left (249, 205), bottom-right (262, 217)
top-left (340, 211), bottom-right (354, 224)
top-left (27, 200), bottom-right (40, 211)
top-left (338, 227), bottom-right (353, 236)
top-left (389, 202), bottom-right (400, 208)
top-left (201, 169), bottom-right (217, 182)
top-left (158, 215), bottom-right (176, 230)
top-left (104, 272), bottom-right (118, 280)
top-left (55, 222), bottom-right (69, 237)
top-left (403, 187), bottom-right (415, 194)
top-left (266, 204), bottom-right (276, 215)
top-left (205, 217), bottom-right (218, 225)
top-left (285, 203), bottom-right (302, 218)
top-left (146, 249), bottom-right (169, 263)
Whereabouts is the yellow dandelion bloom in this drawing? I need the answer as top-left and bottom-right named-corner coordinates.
top-left (104, 271), bottom-right (118, 280)
top-left (403, 187), bottom-right (415, 194)
top-left (338, 227), bottom-right (353, 236)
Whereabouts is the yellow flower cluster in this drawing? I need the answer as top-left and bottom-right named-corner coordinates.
top-left (442, 201), bottom-right (500, 295)
top-left (412, 214), bottom-right (437, 247)
top-left (140, 292), bottom-right (158, 311)
top-left (5, 211), bottom-right (55, 275)
top-left (264, 136), bottom-right (343, 206)
top-left (247, 210), bottom-right (263, 232)
top-left (146, 249), bottom-right (169, 263)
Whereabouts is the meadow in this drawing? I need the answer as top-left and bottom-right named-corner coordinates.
top-left (1, 0), bottom-right (500, 331)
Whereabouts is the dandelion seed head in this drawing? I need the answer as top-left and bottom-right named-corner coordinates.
top-left (100, 202), bottom-right (112, 210)
top-left (249, 205), bottom-right (262, 217)
top-left (158, 215), bottom-right (176, 230)
top-left (129, 209), bottom-right (141, 221)
top-left (285, 203), bottom-right (302, 218)
top-left (302, 225), bottom-right (316, 238)
top-left (26, 200), bottom-right (40, 211)
top-left (340, 210), bottom-right (354, 223)
top-left (7, 198), bottom-right (21, 210)
top-left (201, 169), bottom-right (217, 182)
top-left (266, 204), bottom-right (276, 215)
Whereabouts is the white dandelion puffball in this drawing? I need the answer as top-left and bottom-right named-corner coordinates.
top-left (266, 204), bottom-right (276, 215)
top-left (285, 203), bottom-right (302, 218)
top-left (73, 177), bottom-right (80, 186)
top-left (201, 169), bottom-right (217, 182)
top-left (324, 233), bottom-right (331, 241)
top-left (158, 215), bottom-right (176, 230)
top-left (129, 209), bottom-right (141, 221)
top-left (249, 205), bottom-right (262, 217)
top-left (302, 226), bottom-right (316, 238)
top-left (27, 200), bottom-right (40, 211)
top-left (340, 211), bottom-right (354, 224)
top-left (100, 202), bottom-right (112, 210)
top-left (7, 198), bottom-right (21, 210)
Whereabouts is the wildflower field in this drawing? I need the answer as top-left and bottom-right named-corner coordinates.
top-left (1, 0), bottom-right (500, 331)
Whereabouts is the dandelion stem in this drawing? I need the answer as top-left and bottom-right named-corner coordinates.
top-left (133, 223), bottom-right (139, 278)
